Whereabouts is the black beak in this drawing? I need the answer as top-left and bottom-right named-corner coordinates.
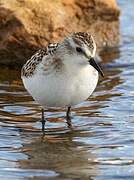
top-left (89, 58), bottom-right (104, 77)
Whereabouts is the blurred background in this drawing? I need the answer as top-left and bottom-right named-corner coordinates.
top-left (0, 0), bottom-right (120, 65)
top-left (0, 0), bottom-right (134, 179)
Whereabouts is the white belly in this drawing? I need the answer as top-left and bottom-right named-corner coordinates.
top-left (22, 65), bottom-right (98, 108)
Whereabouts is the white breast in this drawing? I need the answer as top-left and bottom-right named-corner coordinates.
top-left (22, 63), bottom-right (98, 108)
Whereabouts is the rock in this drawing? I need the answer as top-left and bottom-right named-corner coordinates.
top-left (0, 0), bottom-right (120, 65)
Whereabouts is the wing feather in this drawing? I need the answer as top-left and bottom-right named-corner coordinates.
top-left (21, 43), bottom-right (59, 77)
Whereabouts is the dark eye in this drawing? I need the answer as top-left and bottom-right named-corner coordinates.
top-left (76, 47), bottom-right (83, 53)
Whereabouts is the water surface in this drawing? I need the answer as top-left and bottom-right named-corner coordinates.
top-left (0, 0), bottom-right (134, 179)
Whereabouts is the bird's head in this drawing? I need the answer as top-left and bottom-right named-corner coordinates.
top-left (58, 32), bottom-right (104, 77)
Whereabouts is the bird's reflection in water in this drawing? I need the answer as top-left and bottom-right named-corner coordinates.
top-left (19, 129), bottom-right (98, 179)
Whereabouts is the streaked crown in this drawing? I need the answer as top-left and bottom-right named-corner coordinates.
top-left (72, 32), bottom-right (96, 57)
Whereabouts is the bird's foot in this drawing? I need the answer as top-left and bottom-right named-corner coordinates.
top-left (66, 106), bottom-right (73, 129)
top-left (41, 108), bottom-right (46, 135)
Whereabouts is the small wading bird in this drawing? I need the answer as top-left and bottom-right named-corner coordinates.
top-left (21, 32), bottom-right (104, 133)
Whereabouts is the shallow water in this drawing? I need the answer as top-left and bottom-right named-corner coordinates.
top-left (0, 0), bottom-right (134, 179)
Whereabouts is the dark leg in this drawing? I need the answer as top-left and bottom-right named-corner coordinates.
top-left (66, 106), bottom-right (71, 119)
top-left (66, 106), bottom-right (72, 128)
top-left (41, 108), bottom-right (46, 134)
